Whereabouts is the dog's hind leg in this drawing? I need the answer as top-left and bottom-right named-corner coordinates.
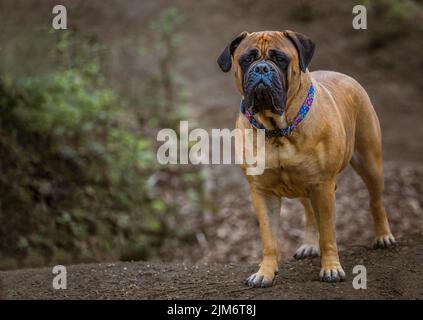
top-left (350, 96), bottom-right (396, 248)
top-left (294, 198), bottom-right (319, 259)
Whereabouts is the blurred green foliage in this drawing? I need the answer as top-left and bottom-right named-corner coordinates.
top-left (0, 7), bottom-right (209, 269)
top-left (371, 0), bottom-right (417, 24)
top-left (355, 0), bottom-right (420, 28)
top-left (139, 7), bottom-right (191, 128)
top-left (352, 0), bottom-right (422, 49)
top-left (0, 30), bottom-right (165, 267)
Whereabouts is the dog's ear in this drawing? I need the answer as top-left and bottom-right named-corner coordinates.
top-left (217, 31), bottom-right (248, 72)
top-left (284, 30), bottom-right (315, 72)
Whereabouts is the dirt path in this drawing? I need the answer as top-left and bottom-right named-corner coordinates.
top-left (2, 233), bottom-right (422, 300)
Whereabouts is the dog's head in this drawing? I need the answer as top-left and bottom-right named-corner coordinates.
top-left (217, 31), bottom-right (315, 123)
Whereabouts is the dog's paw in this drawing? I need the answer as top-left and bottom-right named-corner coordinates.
top-left (245, 258), bottom-right (278, 288)
top-left (245, 272), bottom-right (275, 288)
top-left (373, 234), bottom-right (396, 249)
top-left (245, 262), bottom-right (278, 288)
top-left (319, 265), bottom-right (346, 282)
top-left (294, 244), bottom-right (319, 259)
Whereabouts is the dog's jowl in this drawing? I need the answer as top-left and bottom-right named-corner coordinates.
top-left (217, 30), bottom-right (396, 287)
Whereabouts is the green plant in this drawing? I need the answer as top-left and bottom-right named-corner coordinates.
top-left (0, 31), bottom-right (164, 268)
top-left (0, 8), bottom-right (212, 269)
top-left (139, 7), bottom-right (190, 128)
top-left (376, 0), bottom-right (416, 24)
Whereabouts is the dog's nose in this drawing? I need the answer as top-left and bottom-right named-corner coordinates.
top-left (254, 63), bottom-right (270, 75)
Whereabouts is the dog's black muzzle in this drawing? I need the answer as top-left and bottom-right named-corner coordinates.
top-left (243, 61), bottom-right (285, 115)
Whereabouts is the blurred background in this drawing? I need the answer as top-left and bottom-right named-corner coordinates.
top-left (0, 0), bottom-right (422, 270)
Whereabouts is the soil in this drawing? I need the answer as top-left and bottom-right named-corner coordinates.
top-left (1, 232), bottom-right (422, 299)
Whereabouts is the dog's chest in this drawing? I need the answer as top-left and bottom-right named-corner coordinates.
top-left (253, 139), bottom-right (324, 198)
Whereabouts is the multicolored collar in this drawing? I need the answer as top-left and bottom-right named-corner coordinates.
top-left (240, 83), bottom-right (315, 138)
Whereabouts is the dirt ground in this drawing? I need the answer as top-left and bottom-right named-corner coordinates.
top-left (1, 232), bottom-right (422, 299)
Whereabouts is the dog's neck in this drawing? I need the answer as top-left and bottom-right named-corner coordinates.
top-left (285, 71), bottom-right (313, 126)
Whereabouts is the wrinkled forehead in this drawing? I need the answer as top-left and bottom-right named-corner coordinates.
top-left (235, 31), bottom-right (297, 61)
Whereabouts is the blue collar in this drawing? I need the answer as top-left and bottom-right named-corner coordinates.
top-left (240, 84), bottom-right (315, 138)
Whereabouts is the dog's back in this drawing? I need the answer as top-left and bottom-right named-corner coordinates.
top-left (312, 70), bottom-right (382, 166)
top-left (311, 70), bottom-right (380, 132)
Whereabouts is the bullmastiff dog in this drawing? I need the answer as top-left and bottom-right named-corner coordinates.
top-left (217, 30), bottom-right (396, 287)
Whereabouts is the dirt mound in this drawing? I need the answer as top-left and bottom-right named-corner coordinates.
top-left (1, 232), bottom-right (422, 299)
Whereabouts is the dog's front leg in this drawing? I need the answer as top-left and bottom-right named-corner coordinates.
top-left (309, 181), bottom-right (346, 282)
top-left (245, 188), bottom-right (281, 288)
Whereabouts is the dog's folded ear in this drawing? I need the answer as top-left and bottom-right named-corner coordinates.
top-left (217, 31), bottom-right (248, 72)
top-left (284, 30), bottom-right (315, 72)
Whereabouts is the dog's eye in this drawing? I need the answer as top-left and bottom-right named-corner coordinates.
top-left (271, 54), bottom-right (290, 69)
top-left (244, 56), bottom-right (254, 63)
top-left (274, 55), bottom-right (286, 62)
